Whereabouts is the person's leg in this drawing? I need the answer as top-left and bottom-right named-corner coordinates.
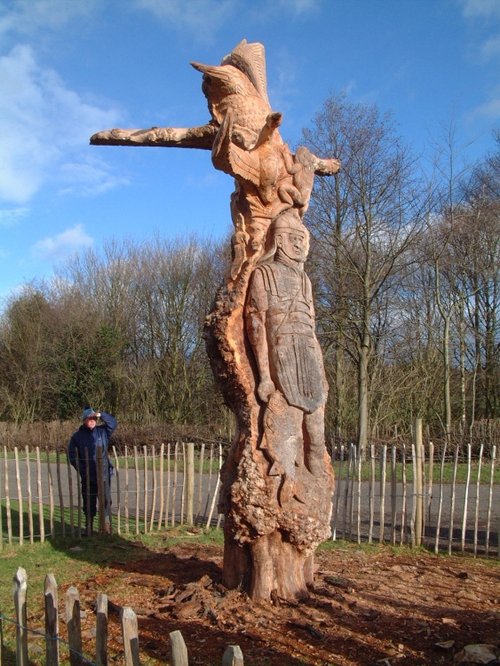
top-left (81, 476), bottom-right (92, 534)
top-left (85, 479), bottom-right (98, 534)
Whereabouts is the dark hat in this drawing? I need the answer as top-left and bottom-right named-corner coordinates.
top-left (82, 407), bottom-right (97, 421)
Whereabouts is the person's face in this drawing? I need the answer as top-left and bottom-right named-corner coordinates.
top-left (84, 416), bottom-right (97, 430)
top-left (278, 230), bottom-right (308, 262)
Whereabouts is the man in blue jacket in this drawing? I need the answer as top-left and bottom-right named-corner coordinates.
top-left (68, 407), bottom-right (117, 535)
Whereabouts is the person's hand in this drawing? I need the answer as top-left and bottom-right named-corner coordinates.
top-left (257, 379), bottom-right (275, 403)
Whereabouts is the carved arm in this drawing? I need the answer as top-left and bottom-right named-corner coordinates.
top-left (90, 123), bottom-right (218, 149)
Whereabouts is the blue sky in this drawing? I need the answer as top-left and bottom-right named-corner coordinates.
top-left (0, 0), bottom-right (499, 305)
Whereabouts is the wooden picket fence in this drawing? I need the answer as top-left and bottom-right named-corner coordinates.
top-left (3, 566), bottom-right (244, 665)
top-left (0, 442), bottom-right (223, 546)
top-left (331, 428), bottom-right (499, 556)
top-left (0, 433), bottom-right (498, 556)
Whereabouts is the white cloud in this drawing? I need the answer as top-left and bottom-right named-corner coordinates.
top-left (32, 224), bottom-right (94, 260)
top-left (460, 0), bottom-right (500, 19)
top-left (471, 95), bottom-right (500, 119)
top-left (133, 0), bottom-right (236, 40)
top-left (481, 33), bottom-right (500, 58)
top-left (58, 159), bottom-right (130, 197)
top-left (0, 0), bottom-right (97, 39)
top-left (276, 0), bottom-right (322, 14)
top-left (459, 0), bottom-right (500, 63)
top-left (0, 44), bottom-right (124, 205)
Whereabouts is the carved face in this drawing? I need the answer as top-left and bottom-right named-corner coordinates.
top-left (250, 229), bottom-right (265, 253)
top-left (277, 230), bottom-right (308, 263)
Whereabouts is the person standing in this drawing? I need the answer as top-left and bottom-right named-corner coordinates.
top-left (68, 407), bottom-right (117, 534)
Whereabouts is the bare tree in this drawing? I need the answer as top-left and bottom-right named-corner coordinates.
top-left (303, 95), bottom-right (427, 454)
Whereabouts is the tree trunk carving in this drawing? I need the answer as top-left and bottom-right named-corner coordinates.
top-left (91, 39), bottom-right (339, 601)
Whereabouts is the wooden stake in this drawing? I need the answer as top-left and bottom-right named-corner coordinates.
top-left (197, 442), bottom-right (205, 523)
top-left (165, 442), bottom-right (171, 529)
top-left (14, 447), bottom-right (24, 545)
top-left (461, 443), bottom-right (472, 552)
top-left (157, 443), bottom-right (164, 530)
top-left (134, 446), bottom-right (140, 535)
top-left (473, 442), bottom-right (484, 557)
top-left (96, 447), bottom-right (105, 534)
top-left (143, 445), bottom-right (148, 533)
top-left (149, 445), bottom-right (157, 532)
top-left (448, 445), bottom-right (459, 554)
top-left (171, 442), bottom-right (178, 527)
top-left (3, 446), bottom-right (12, 545)
top-left (13, 567), bottom-right (28, 666)
top-left (65, 586), bottom-right (82, 666)
top-left (169, 630), bottom-right (188, 666)
top-left (401, 444), bottom-right (407, 544)
top-left (413, 419), bottom-right (423, 548)
top-left (74, 450), bottom-right (82, 538)
top-left (222, 645), bottom-right (244, 665)
top-left (485, 445), bottom-right (496, 556)
top-left (25, 446), bottom-right (34, 544)
top-left (356, 447), bottom-right (362, 544)
top-left (113, 446), bottom-right (121, 535)
top-left (368, 444), bottom-right (375, 544)
top-left (332, 444), bottom-right (344, 541)
top-left (435, 442), bottom-right (447, 553)
top-left (180, 443), bottom-right (186, 524)
top-left (124, 445), bottom-right (130, 534)
top-left (66, 448), bottom-right (74, 538)
top-left (379, 445), bottom-right (387, 544)
top-left (95, 593), bottom-right (108, 666)
top-left (186, 443), bottom-right (195, 527)
top-left (121, 607), bottom-right (139, 666)
top-left (47, 449), bottom-right (55, 538)
top-left (44, 573), bottom-right (59, 666)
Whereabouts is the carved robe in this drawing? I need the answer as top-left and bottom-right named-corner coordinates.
top-left (246, 258), bottom-right (326, 414)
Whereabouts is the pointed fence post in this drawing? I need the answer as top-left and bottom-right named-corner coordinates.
top-left (95, 593), bottom-right (108, 666)
top-left (36, 446), bottom-right (46, 542)
top-left (96, 447), bottom-right (106, 534)
top-left (379, 445), bottom-right (387, 543)
top-left (56, 448), bottom-right (65, 537)
top-left (13, 566), bottom-right (28, 666)
top-left (14, 448), bottom-right (24, 545)
top-left (65, 586), bottom-right (83, 666)
top-left (222, 645), bottom-right (244, 665)
top-left (186, 443), bottom-right (195, 526)
top-left (414, 418), bottom-right (424, 547)
top-left (121, 607), bottom-right (140, 666)
top-left (44, 573), bottom-right (59, 665)
top-left (170, 630), bottom-right (188, 666)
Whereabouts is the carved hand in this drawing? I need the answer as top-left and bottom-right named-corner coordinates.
top-left (257, 378), bottom-right (276, 403)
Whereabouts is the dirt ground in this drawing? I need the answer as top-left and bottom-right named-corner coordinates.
top-left (74, 540), bottom-right (499, 665)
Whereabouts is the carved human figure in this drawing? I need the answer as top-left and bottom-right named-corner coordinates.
top-left (230, 213), bottom-right (249, 280)
top-left (245, 209), bottom-right (328, 480)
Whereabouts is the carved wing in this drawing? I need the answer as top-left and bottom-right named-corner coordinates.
top-left (227, 143), bottom-right (261, 186)
top-left (221, 39), bottom-right (270, 106)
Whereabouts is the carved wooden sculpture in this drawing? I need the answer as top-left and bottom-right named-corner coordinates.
top-left (91, 40), bottom-right (339, 601)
